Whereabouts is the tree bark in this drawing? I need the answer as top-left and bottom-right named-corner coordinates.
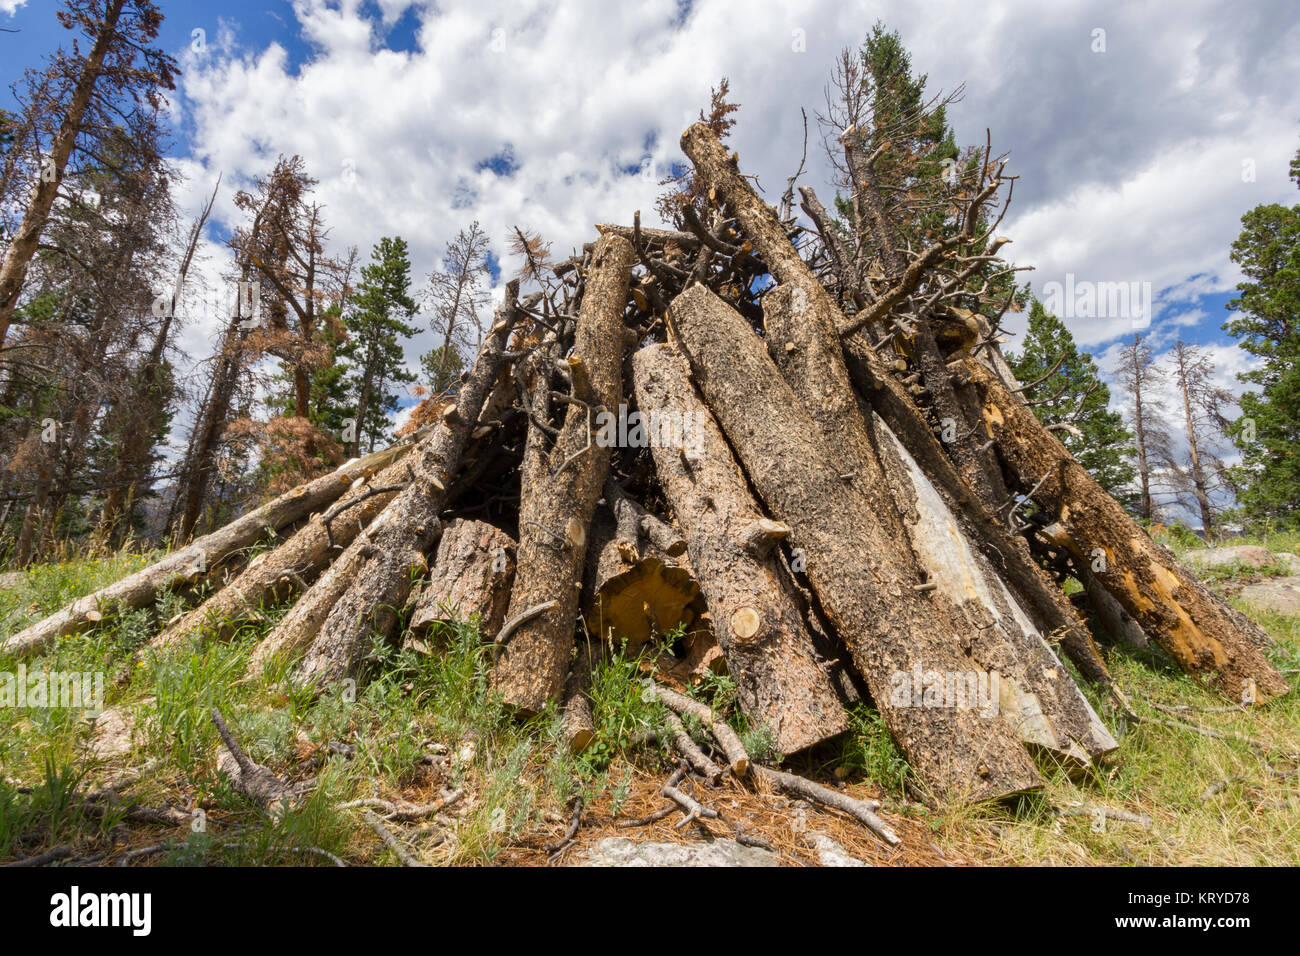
top-left (153, 444), bottom-right (417, 649)
top-left (408, 518), bottom-right (516, 639)
top-left (562, 640), bottom-right (596, 755)
top-left (680, 120), bottom-right (1008, 511)
top-left (965, 359), bottom-right (1289, 701)
top-left (0, 0), bottom-right (128, 349)
top-left (837, 332), bottom-right (1116, 691)
top-left (632, 342), bottom-right (850, 755)
top-left (670, 283), bottom-right (1043, 803)
top-left (490, 235), bottom-right (635, 712)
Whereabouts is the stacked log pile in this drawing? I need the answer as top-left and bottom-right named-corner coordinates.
top-left (6, 121), bottom-right (1287, 811)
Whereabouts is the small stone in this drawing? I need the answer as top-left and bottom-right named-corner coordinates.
top-left (1238, 577), bottom-right (1300, 617)
top-left (580, 838), bottom-right (779, 867)
top-left (806, 832), bottom-right (869, 867)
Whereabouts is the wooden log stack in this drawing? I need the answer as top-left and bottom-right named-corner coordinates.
top-left (9, 121), bottom-right (1287, 808)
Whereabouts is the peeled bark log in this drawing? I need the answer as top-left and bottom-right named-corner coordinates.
top-left (838, 332), bottom-right (1115, 691)
top-left (966, 359), bottom-right (1289, 701)
top-left (581, 509), bottom-right (701, 653)
top-left (670, 283), bottom-right (1042, 802)
top-left (2, 444), bottom-right (406, 659)
top-left (490, 235), bottom-right (636, 712)
top-left (288, 295), bottom-right (520, 687)
top-left (764, 286), bottom-right (1115, 765)
top-left (408, 519), bottom-right (516, 639)
top-left (632, 342), bottom-right (850, 755)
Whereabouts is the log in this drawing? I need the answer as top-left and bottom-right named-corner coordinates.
top-left (652, 624), bottom-right (726, 688)
top-left (490, 235), bottom-right (636, 712)
top-left (965, 359), bottom-right (1289, 701)
top-left (670, 283), bottom-right (1043, 802)
top-left (632, 342), bottom-right (850, 755)
top-left (838, 332), bottom-right (1116, 692)
top-left (682, 121), bottom-right (1010, 509)
top-left (581, 509), bottom-right (700, 653)
top-left (154, 444), bottom-right (419, 648)
top-left (2, 442), bottom-right (407, 659)
top-left (562, 641), bottom-right (596, 755)
top-left (604, 479), bottom-right (687, 559)
top-left (752, 764), bottom-right (900, 847)
top-left (407, 519), bottom-right (515, 639)
top-left (1040, 522), bottom-right (1149, 650)
top-left (677, 119), bottom-right (1112, 696)
top-left (764, 285), bottom-right (1115, 765)
top-left (287, 290), bottom-right (520, 687)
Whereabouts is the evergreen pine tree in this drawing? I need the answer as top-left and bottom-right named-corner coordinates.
top-left (340, 236), bottom-right (418, 455)
top-left (1222, 146), bottom-right (1300, 528)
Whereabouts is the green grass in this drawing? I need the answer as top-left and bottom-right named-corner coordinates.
top-left (1, 542), bottom-right (1298, 866)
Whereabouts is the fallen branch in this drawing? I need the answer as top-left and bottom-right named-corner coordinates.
top-left (364, 810), bottom-right (428, 867)
top-left (647, 682), bottom-right (750, 778)
top-left (752, 764), bottom-right (899, 847)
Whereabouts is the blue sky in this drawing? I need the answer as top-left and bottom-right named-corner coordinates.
top-left (3, 0), bottom-right (1298, 520)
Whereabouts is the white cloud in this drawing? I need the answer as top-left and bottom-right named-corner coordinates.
top-left (159, 0), bottom-right (1300, 462)
top-left (0, 0), bottom-right (28, 16)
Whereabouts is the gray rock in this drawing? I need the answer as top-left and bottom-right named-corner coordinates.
top-left (806, 831), bottom-right (870, 867)
top-left (581, 837), bottom-right (779, 867)
top-left (1184, 546), bottom-right (1278, 570)
top-left (1237, 576), bottom-right (1300, 617)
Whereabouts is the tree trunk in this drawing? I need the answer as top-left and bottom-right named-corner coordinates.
top-left (633, 342), bottom-right (850, 755)
top-left (490, 235), bottom-right (635, 713)
top-left (764, 286), bottom-right (1115, 764)
top-left (172, 303), bottom-right (250, 542)
top-left (671, 283), bottom-right (1043, 803)
top-left (837, 331), bottom-right (1116, 690)
top-left (407, 518), bottom-right (516, 640)
top-left (965, 359), bottom-right (1289, 701)
top-left (580, 506), bottom-right (701, 654)
top-left (0, 0), bottom-right (128, 349)
top-left (154, 443), bottom-right (417, 648)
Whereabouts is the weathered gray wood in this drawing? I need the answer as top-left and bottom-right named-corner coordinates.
top-left (3, 442), bottom-right (408, 659)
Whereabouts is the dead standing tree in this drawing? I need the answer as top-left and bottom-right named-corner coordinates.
top-left (9, 119), bottom-right (1288, 809)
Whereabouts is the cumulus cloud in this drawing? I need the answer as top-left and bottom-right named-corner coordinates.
top-left (158, 0), bottom-right (1299, 477)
